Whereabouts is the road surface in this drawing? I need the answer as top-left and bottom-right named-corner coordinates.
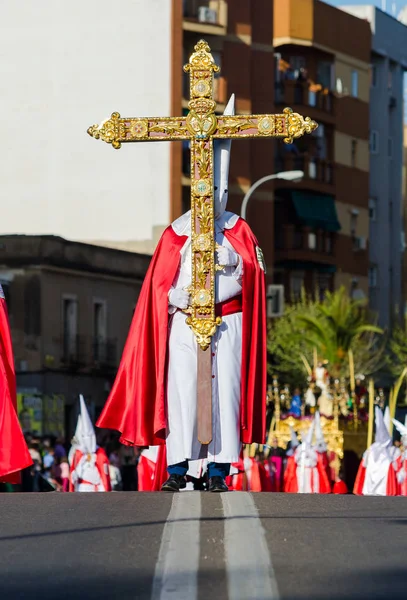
top-left (0, 492), bottom-right (406, 599)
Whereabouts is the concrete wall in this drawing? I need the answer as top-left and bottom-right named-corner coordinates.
top-left (0, 0), bottom-right (172, 245)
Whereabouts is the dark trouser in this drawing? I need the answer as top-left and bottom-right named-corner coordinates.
top-left (167, 461), bottom-right (230, 479)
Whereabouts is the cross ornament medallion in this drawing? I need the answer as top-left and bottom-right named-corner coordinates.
top-left (88, 40), bottom-right (318, 444)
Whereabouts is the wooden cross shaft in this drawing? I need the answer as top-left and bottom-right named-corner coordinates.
top-left (88, 39), bottom-right (318, 444)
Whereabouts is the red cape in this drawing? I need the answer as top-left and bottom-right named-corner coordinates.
top-left (0, 296), bottom-right (32, 483)
top-left (97, 217), bottom-right (266, 446)
top-left (69, 448), bottom-right (112, 492)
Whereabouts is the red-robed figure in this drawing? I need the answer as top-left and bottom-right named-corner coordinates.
top-left (0, 284), bottom-right (32, 483)
top-left (98, 95), bottom-right (267, 492)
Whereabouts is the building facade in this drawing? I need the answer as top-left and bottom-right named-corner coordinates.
top-left (0, 235), bottom-right (149, 439)
top-left (342, 5), bottom-right (407, 327)
top-left (272, 0), bottom-right (371, 300)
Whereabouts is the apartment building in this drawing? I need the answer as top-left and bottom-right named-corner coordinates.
top-left (272, 0), bottom-right (371, 300)
top-left (341, 5), bottom-right (407, 326)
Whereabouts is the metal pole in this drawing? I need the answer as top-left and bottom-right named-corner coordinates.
top-left (240, 170), bottom-right (304, 220)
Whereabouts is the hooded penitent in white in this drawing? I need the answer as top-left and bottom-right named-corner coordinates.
top-left (165, 94), bottom-right (245, 469)
top-left (356, 407), bottom-right (398, 496)
top-left (295, 420), bottom-right (319, 493)
top-left (70, 395), bottom-right (110, 492)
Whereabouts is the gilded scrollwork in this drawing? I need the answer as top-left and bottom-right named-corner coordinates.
top-left (283, 107), bottom-right (318, 144)
top-left (87, 112), bottom-right (125, 149)
top-left (183, 40), bottom-right (220, 75)
top-left (185, 316), bottom-right (222, 351)
top-left (217, 117), bottom-right (255, 135)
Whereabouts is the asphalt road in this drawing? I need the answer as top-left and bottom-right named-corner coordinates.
top-left (0, 492), bottom-right (406, 600)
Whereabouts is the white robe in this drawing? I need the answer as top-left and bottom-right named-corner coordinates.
top-left (166, 212), bottom-right (243, 466)
top-left (361, 443), bottom-right (398, 496)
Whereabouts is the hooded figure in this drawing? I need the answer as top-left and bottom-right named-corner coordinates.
top-left (97, 94), bottom-right (267, 493)
top-left (0, 283), bottom-right (32, 483)
top-left (353, 407), bottom-right (398, 496)
top-left (69, 395), bottom-right (111, 492)
top-left (283, 426), bottom-right (300, 492)
top-left (392, 418), bottom-right (407, 495)
top-left (285, 420), bottom-right (331, 494)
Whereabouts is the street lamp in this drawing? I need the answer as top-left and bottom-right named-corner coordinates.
top-left (240, 170), bottom-right (304, 220)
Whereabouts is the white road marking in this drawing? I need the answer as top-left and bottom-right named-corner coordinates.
top-left (151, 492), bottom-right (201, 600)
top-left (222, 492), bottom-right (280, 600)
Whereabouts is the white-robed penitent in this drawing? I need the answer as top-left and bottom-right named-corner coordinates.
top-left (166, 95), bottom-right (243, 467)
top-left (70, 395), bottom-right (111, 492)
top-left (354, 406), bottom-right (398, 496)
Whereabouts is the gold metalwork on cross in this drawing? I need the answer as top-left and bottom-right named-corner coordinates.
top-left (88, 39), bottom-right (317, 353)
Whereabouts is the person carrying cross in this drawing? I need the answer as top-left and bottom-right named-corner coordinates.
top-left (97, 94), bottom-right (267, 492)
top-left (92, 40), bottom-right (316, 492)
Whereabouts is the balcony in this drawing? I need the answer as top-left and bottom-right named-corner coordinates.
top-left (61, 335), bottom-right (87, 368)
top-left (275, 154), bottom-right (335, 190)
top-left (275, 224), bottom-right (336, 267)
top-left (275, 80), bottom-right (335, 118)
top-left (59, 335), bottom-right (117, 371)
top-left (183, 0), bottom-right (227, 35)
top-left (92, 337), bottom-right (117, 370)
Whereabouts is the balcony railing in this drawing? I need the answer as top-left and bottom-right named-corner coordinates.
top-left (275, 155), bottom-right (335, 186)
top-left (59, 335), bottom-right (117, 370)
top-left (275, 225), bottom-right (335, 260)
top-left (275, 80), bottom-right (334, 114)
top-left (61, 335), bottom-right (87, 367)
top-left (92, 337), bottom-right (117, 369)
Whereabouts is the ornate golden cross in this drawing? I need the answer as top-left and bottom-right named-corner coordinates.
top-left (88, 40), bottom-right (317, 444)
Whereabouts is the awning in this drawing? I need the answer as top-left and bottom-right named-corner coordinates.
top-left (291, 191), bottom-right (341, 232)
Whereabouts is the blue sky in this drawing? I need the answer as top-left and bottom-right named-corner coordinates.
top-left (325, 0), bottom-right (405, 15)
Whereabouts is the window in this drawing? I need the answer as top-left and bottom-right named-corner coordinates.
top-left (308, 159), bottom-right (317, 179)
top-left (351, 70), bottom-right (358, 97)
top-left (290, 271), bottom-right (304, 300)
top-left (93, 299), bottom-right (107, 362)
top-left (317, 61), bottom-right (333, 90)
top-left (369, 198), bottom-right (377, 221)
top-left (62, 296), bottom-right (78, 361)
top-left (388, 137), bottom-right (393, 159)
top-left (325, 234), bottom-right (332, 254)
top-left (290, 56), bottom-right (306, 78)
top-left (371, 65), bottom-right (377, 87)
top-left (370, 130), bottom-right (379, 154)
top-left (308, 232), bottom-right (317, 250)
top-left (351, 139), bottom-right (357, 168)
top-left (368, 266), bottom-right (378, 288)
top-left (350, 210), bottom-right (358, 236)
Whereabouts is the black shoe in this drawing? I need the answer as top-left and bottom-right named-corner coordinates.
top-left (161, 474), bottom-right (186, 492)
top-left (208, 476), bottom-right (229, 492)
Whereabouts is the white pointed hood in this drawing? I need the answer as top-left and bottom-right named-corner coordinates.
top-left (77, 394), bottom-right (97, 454)
top-left (213, 94), bottom-right (235, 219)
top-left (384, 406), bottom-right (391, 434)
top-left (304, 419), bottom-right (315, 447)
top-left (314, 411), bottom-right (327, 453)
top-left (374, 406), bottom-right (392, 447)
top-left (392, 417), bottom-right (407, 445)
